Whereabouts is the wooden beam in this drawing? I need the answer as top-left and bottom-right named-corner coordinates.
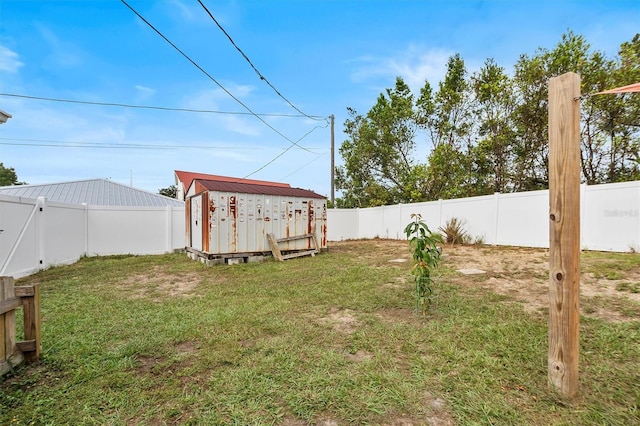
top-left (16, 340), bottom-right (37, 352)
top-left (267, 233), bottom-right (284, 262)
top-left (548, 72), bottom-right (581, 398)
top-left (281, 250), bottom-right (317, 260)
top-left (22, 284), bottom-right (41, 363)
top-left (0, 297), bottom-right (22, 316)
top-left (276, 233), bottom-right (315, 243)
top-left (1, 277), bottom-right (16, 366)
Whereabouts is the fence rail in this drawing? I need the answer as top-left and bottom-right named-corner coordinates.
top-left (1, 276), bottom-right (41, 376)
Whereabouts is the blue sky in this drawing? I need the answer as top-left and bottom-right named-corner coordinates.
top-left (0, 0), bottom-right (638, 197)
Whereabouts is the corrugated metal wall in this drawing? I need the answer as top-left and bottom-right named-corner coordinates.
top-left (188, 190), bottom-right (327, 256)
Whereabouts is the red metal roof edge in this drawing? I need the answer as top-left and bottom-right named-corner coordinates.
top-left (175, 170), bottom-right (291, 190)
top-left (192, 178), bottom-right (326, 199)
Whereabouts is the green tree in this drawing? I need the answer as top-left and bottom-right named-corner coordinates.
top-left (418, 53), bottom-right (473, 149)
top-left (158, 184), bottom-right (177, 198)
top-left (513, 31), bottom-right (640, 187)
top-left (418, 54), bottom-right (475, 199)
top-left (470, 58), bottom-right (517, 193)
top-left (0, 162), bottom-right (25, 186)
top-left (335, 31), bottom-right (640, 208)
top-left (336, 77), bottom-right (428, 207)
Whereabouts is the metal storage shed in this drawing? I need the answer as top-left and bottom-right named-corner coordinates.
top-left (186, 178), bottom-right (327, 262)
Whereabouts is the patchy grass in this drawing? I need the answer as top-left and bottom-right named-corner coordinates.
top-left (1, 240), bottom-right (639, 425)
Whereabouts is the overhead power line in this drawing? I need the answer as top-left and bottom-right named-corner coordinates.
top-left (197, 0), bottom-right (320, 122)
top-left (0, 93), bottom-right (325, 118)
top-left (242, 121), bottom-right (329, 180)
top-left (120, 0), bottom-right (316, 153)
top-left (0, 137), bottom-right (327, 152)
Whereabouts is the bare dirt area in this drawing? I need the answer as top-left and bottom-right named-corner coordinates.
top-left (119, 265), bottom-right (204, 301)
top-left (331, 239), bottom-right (640, 322)
top-left (444, 244), bottom-right (640, 322)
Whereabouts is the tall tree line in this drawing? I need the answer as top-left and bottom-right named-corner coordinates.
top-left (335, 32), bottom-right (640, 208)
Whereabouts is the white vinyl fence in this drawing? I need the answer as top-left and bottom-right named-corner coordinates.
top-left (327, 180), bottom-right (640, 253)
top-left (2, 180), bottom-right (638, 278)
top-left (0, 194), bottom-right (185, 278)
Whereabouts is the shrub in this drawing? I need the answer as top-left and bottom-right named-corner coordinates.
top-left (439, 217), bottom-right (469, 245)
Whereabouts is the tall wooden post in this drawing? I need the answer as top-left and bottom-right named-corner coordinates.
top-left (548, 72), bottom-right (581, 397)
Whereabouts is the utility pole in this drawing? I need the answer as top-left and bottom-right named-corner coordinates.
top-left (330, 114), bottom-right (335, 207)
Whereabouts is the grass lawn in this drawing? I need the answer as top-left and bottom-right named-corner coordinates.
top-left (1, 240), bottom-right (639, 425)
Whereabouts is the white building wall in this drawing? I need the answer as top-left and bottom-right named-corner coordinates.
top-left (328, 181), bottom-right (640, 253)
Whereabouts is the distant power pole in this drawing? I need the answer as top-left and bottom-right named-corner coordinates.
top-left (330, 114), bottom-right (335, 207)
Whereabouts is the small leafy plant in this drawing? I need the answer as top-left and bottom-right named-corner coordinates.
top-left (439, 217), bottom-right (469, 245)
top-left (404, 213), bottom-right (443, 315)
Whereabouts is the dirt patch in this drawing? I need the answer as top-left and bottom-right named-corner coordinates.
top-left (318, 307), bottom-right (360, 335)
top-left (424, 391), bottom-right (456, 426)
top-left (376, 307), bottom-right (425, 326)
top-left (441, 244), bottom-right (640, 322)
top-left (135, 355), bottom-right (161, 374)
top-left (118, 265), bottom-right (203, 301)
top-left (175, 341), bottom-right (198, 354)
top-left (330, 240), bottom-right (640, 322)
top-left (345, 350), bottom-right (372, 362)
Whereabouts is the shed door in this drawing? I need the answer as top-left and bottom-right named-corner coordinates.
top-left (190, 195), bottom-right (203, 251)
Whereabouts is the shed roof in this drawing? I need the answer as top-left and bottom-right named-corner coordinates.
top-left (0, 178), bottom-right (184, 207)
top-left (175, 170), bottom-right (290, 192)
top-left (192, 179), bottom-right (326, 199)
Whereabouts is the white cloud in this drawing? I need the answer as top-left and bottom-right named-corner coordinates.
top-left (0, 46), bottom-right (24, 73)
top-left (134, 85), bottom-right (157, 100)
top-left (351, 45), bottom-right (453, 93)
top-left (135, 85), bottom-right (156, 94)
top-left (36, 23), bottom-right (83, 67)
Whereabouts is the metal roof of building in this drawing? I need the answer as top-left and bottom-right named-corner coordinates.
top-left (175, 170), bottom-right (290, 191)
top-left (0, 178), bottom-right (184, 207)
top-left (193, 179), bottom-right (326, 199)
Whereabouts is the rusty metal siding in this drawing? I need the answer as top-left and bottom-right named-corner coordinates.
top-left (187, 189), bottom-right (327, 256)
top-left (190, 194), bottom-right (203, 251)
top-left (201, 191), bottom-right (210, 253)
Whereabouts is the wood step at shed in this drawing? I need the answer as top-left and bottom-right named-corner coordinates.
top-left (267, 233), bottom-right (318, 262)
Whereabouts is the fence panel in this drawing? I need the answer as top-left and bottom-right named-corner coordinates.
top-left (43, 200), bottom-right (87, 267)
top-left (327, 180), bottom-right (640, 252)
top-left (88, 207), bottom-right (174, 256)
top-left (327, 209), bottom-right (358, 241)
top-left (0, 195), bottom-right (186, 278)
top-left (583, 181), bottom-right (640, 252)
top-left (441, 194), bottom-right (498, 244)
top-left (0, 196), bottom-right (40, 277)
top-left (495, 190), bottom-right (549, 247)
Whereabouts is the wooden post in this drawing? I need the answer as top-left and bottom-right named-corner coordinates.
top-left (20, 284), bottom-right (42, 363)
top-left (548, 72), bottom-right (581, 397)
top-left (1, 277), bottom-right (17, 363)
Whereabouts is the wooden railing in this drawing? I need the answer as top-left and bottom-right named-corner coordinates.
top-left (267, 233), bottom-right (319, 261)
top-left (1, 276), bottom-right (41, 376)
